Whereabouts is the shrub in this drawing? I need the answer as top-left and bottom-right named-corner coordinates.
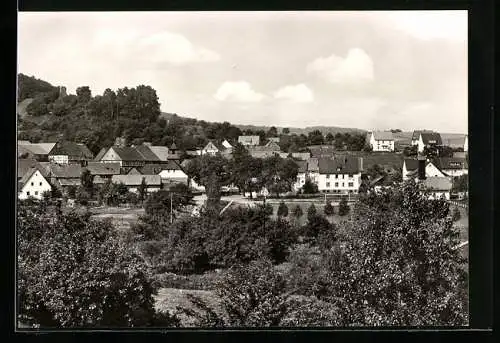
top-left (338, 197), bottom-right (350, 216)
top-left (307, 204), bottom-right (317, 222)
top-left (452, 206), bottom-right (461, 222)
top-left (277, 201), bottom-right (289, 218)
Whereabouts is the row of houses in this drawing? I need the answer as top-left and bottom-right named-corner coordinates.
top-left (367, 130), bottom-right (468, 153)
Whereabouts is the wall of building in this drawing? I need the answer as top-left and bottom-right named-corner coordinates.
top-left (49, 155), bottom-right (69, 164)
top-left (19, 170), bottom-right (52, 200)
top-left (317, 173), bottom-right (361, 193)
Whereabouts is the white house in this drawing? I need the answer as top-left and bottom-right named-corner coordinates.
top-left (201, 140), bottom-right (227, 156)
top-left (222, 139), bottom-right (233, 150)
top-left (18, 168), bottom-right (52, 200)
top-left (293, 160), bottom-right (308, 192)
top-left (433, 157), bottom-right (468, 177)
top-left (238, 135), bottom-right (260, 146)
top-left (417, 132), bottom-right (443, 153)
top-left (420, 176), bottom-right (452, 200)
top-left (402, 159), bottom-right (445, 180)
top-left (317, 157), bottom-right (362, 194)
top-left (141, 161), bottom-right (189, 185)
top-left (368, 131), bottom-right (395, 152)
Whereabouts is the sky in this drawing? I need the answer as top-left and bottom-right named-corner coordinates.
top-left (18, 11), bottom-right (468, 133)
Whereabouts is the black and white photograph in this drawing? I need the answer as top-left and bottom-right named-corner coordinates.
top-left (16, 10), bottom-right (470, 329)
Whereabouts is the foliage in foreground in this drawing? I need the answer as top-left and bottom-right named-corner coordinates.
top-left (17, 199), bottom-right (179, 328)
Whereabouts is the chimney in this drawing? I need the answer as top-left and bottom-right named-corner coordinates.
top-left (417, 155), bottom-right (426, 180)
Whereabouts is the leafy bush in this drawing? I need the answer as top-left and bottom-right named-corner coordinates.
top-left (338, 197), bottom-right (350, 216)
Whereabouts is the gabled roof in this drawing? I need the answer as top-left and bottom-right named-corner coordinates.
top-left (404, 159), bottom-right (420, 171)
top-left (318, 156), bottom-right (361, 175)
top-left (412, 130), bottom-right (434, 140)
top-left (420, 132), bottom-right (442, 145)
top-left (307, 158), bottom-right (319, 172)
top-left (148, 146), bottom-right (169, 161)
top-left (18, 143), bottom-right (54, 155)
top-left (296, 160), bottom-right (308, 173)
top-left (204, 140), bottom-right (226, 152)
top-left (46, 163), bottom-right (82, 178)
top-left (433, 157), bottom-right (468, 170)
top-left (18, 158), bottom-right (42, 179)
top-left (127, 167), bottom-right (142, 175)
top-left (85, 162), bottom-right (121, 176)
top-left (49, 141), bottom-right (93, 159)
top-left (110, 145), bottom-right (161, 162)
top-left (441, 136), bottom-right (467, 148)
top-left (238, 135), bottom-right (260, 145)
top-left (371, 131), bottom-right (394, 141)
top-left (423, 176), bottom-right (452, 191)
top-left (111, 174), bottom-right (162, 186)
top-left (19, 167), bottom-right (39, 188)
top-left (264, 141), bottom-right (281, 150)
top-left (140, 161), bottom-right (183, 175)
top-left (135, 144), bottom-right (161, 161)
top-left (93, 147), bottom-right (107, 161)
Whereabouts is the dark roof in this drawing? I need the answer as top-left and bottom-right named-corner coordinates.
top-left (111, 145), bottom-right (160, 162)
top-left (433, 157), bottom-right (468, 170)
top-left (412, 130), bottom-right (434, 140)
top-left (85, 162), bottom-right (121, 176)
top-left (19, 167), bottom-right (38, 188)
top-left (93, 147), bottom-right (107, 161)
top-left (296, 160), bottom-right (308, 173)
top-left (47, 163), bottom-right (82, 178)
top-left (170, 143), bottom-right (177, 150)
top-left (404, 159), bottom-right (420, 171)
top-left (318, 156), bottom-right (361, 174)
top-left (18, 158), bottom-right (42, 179)
top-left (141, 161), bottom-right (183, 174)
top-left (420, 132), bottom-right (442, 145)
top-left (135, 144), bottom-right (162, 161)
top-left (49, 141), bottom-right (93, 159)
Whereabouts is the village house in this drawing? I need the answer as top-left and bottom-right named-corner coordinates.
top-left (96, 144), bottom-right (162, 170)
top-left (402, 158), bottom-right (445, 180)
top-left (238, 135), bottom-right (260, 146)
top-left (44, 163), bottom-right (83, 193)
top-left (432, 157), bottom-right (468, 177)
top-left (441, 135), bottom-right (468, 153)
top-left (18, 141), bottom-right (56, 161)
top-left (18, 158), bottom-right (43, 181)
top-left (143, 142), bottom-right (169, 161)
top-left (293, 160), bottom-right (308, 192)
top-left (411, 130), bottom-right (435, 146)
top-left (201, 140), bottom-right (228, 156)
top-left (127, 167), bottom-right (142, 175)
top-left (267, 137), bottom-right (280, 144)
top-left (317, 156), bottom-right (363, 194)
top-left (84, 162), bottom-right (121, 186)
top-left (141, 161), bottom-right (189, 185)
top-left (368, 131), bottom-right (395, 152)
top-left (421, 177), bottom-right (453, 200)
top-left (247, 140), bottom-right (282, 159)
top-left (221, 139), bottom-right (233, 149)
top-left (417, 132), bottom-right (443, 153)
top-left (111, 174), bottom-right (162, 194)
top-left (48, 141), bottom-right (94, 165)
top-left (18, 167), bottom-right (52, 200)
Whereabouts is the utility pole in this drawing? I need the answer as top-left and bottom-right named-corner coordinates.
top-left (170, 192), bottom-right (173, 224)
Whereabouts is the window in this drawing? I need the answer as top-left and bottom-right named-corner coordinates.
top-left (31, 182), bottom-right (34, 186)
top-left (26, 191), bottom-right (30, 196)
top-left (348, 182), bottom-right (354, 187)
top-left (326, 174), bottom-right (330, 179)
top-left (335, 175), bottom-right (338, 179)
top-left (348, 174), bottom-right (353, 178)
top-left (335, 182), bottom-right (338, 187)
top-left (35, 191), bottom-right (38, 195)
top-left (39, 182), bottom-right (42, 186)
top-left (326, 182), bottom-right (330, 187)
top-left (342, 183), bottom-right (345, 187)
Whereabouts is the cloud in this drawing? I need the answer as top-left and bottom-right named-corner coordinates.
top-left (273, 83), bottom-right (314, 103)
top-left (139, 32), bottom-right (220, 65)
top-left (214, 81), bottom-right (265, 102)
top-left (306, 48), bottom-right (374, 84)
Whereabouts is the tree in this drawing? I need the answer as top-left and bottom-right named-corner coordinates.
top-left (185, 155), bottom-right (232, 209)
top-left (80, 168), bottom-right (94, 196)
top-left (438, 145), bottom-right (454, 158)
top-left (403, 145), bottom-right (418, 157)
top-left (138, 177), bottom-right (147, 203)
top-left (267, 126), bottom-right (278, 138)
top-left (292, 205), bottom-right (303, 221)
top-left (308, 130), bottom-right (324, 145)
top-left (144, 187), bottom-right (194, 223)
top-left (325, 133), bottom-right (334, 145)
top-left (282, 128), bottom-right (290, 135)
top-left (452, 207), bottom-right (461, 222)
top-left (330, 182), bottom-right (467, 325)
top-left (277, 201), bottom-right (289, 218)
top-left (302, 178), bottom-right (319, 194)
top-left (76, 86), bottom-right (92, 103)
top-left (17, 201), bottom-right (179, 327)
top-left (262, 156), bottom-right (299, 197)
top-left (324, 201), bottom-right (335, 218)
top-left (338, 197), bottom-right (350, 216)
top-left (307, 204), bottom-right (317, 222)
